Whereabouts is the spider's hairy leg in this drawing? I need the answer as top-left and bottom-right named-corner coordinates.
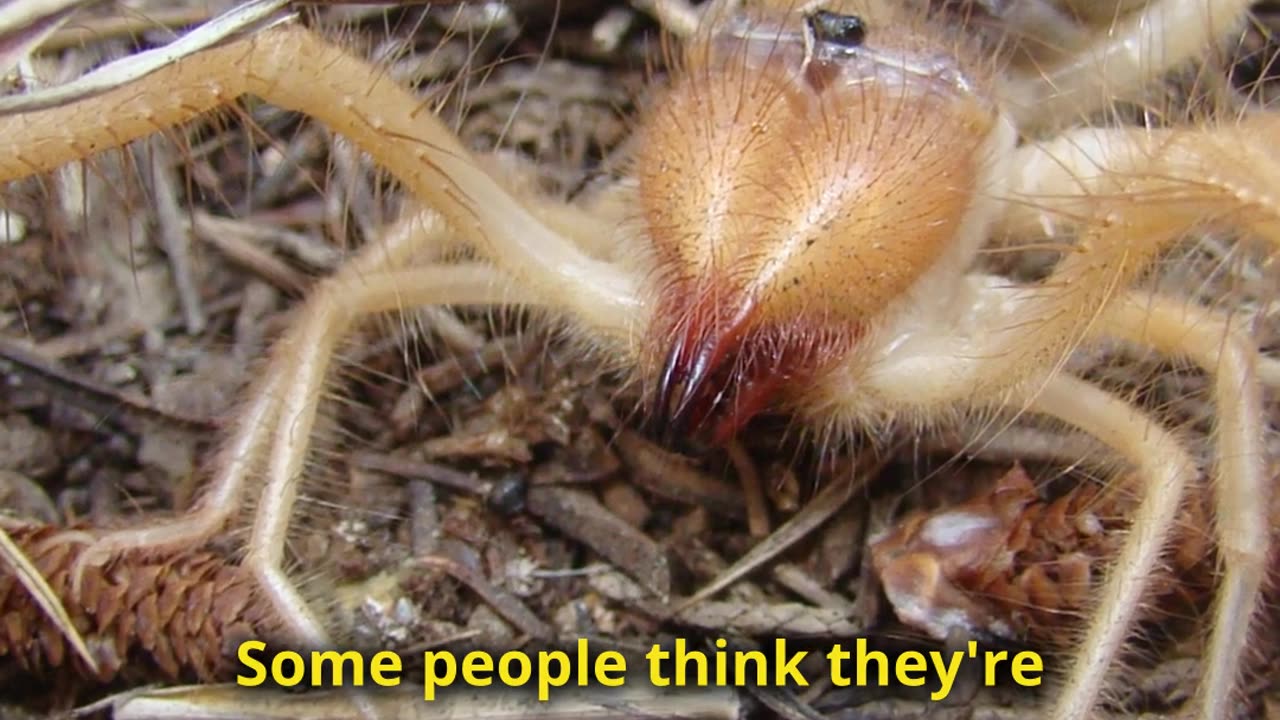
top-left (1096, 293), bottom-right (1271, 718)
top-left (245, 255), bottom-right (518, 647)
top-left (219, 23), bottom-right (644, 339)
top-left (0, 20), bottom-right (640, 337)
top-left (1010, 372), bottom-right (1201, 720)
top-left (811, 278), bottom-right (1202, 720)
top-left (1006, 0), bottom-right (1255, 129)
top-left (991, 143), bottom-right (1278, 719)
top-left (808, 179), bottom-right (1270, 720)
top-left (68, 209), bottom-right (450, 580)
top-left (999, 121), bottom-right (1280, 247)
top-left (972, 126), bottom-right (1280, 717)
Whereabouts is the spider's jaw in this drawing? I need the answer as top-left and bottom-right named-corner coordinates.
top-left (652, 297), bottom-right (765, 445)
top-left (649, 286), bottom-right (860, 446)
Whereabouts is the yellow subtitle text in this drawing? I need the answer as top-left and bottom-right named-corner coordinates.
top-left (235, 637), bottom-right (1042, 702)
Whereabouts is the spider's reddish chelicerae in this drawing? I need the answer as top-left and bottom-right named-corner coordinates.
top-left (2, 0), bottom-right (1279, 717)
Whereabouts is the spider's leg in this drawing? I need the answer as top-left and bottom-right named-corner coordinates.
top-left (238, 25), bottom-right (641, 340)
top-left (244, 259), bottom-right (520, 647)
top-left (814, 322), bottom-right (1201, 720)
top-left (972, 120), bottom-right (1280, 398)
top-left (1097, 292), bottom-right (1271, 718)
top-left (1006, 0), bottom-right (1254, 130)
top-left (68, 210), bottom-right (451, 582)
top-left (0, 17), bottom-right (640, 344)
top-left (989, 124), bottom-right (1280, 720)
top-left (983, 123), bottom-right (1280, 717)
top-left (815, 181), bottom-right (1271, 718)
top-left (999, 122), bottom-right (1280, 247)
top-left (1009, 372), bottom-right (1200, 720)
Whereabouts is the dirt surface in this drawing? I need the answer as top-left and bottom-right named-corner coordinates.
top-left (0, 1), bottom-right (1278, 719)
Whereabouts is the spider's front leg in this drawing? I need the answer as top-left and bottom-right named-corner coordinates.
top-left (998, 118), bottom-right (1280, 716)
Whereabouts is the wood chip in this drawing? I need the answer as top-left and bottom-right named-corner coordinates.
top-left (525, 485), bottom-right (671, 600)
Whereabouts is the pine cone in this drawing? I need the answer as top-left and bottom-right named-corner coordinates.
top-left (869, 464), bottom-right (1216, 646)
top-left (0, 523), bottom-right (285, 689)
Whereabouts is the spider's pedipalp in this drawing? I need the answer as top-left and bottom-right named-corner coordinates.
top-left (998, 121), bottom-right (1280, 247)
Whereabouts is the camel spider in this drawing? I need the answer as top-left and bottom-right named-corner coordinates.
top-left (2, 0), bottom-right (1279, 716)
